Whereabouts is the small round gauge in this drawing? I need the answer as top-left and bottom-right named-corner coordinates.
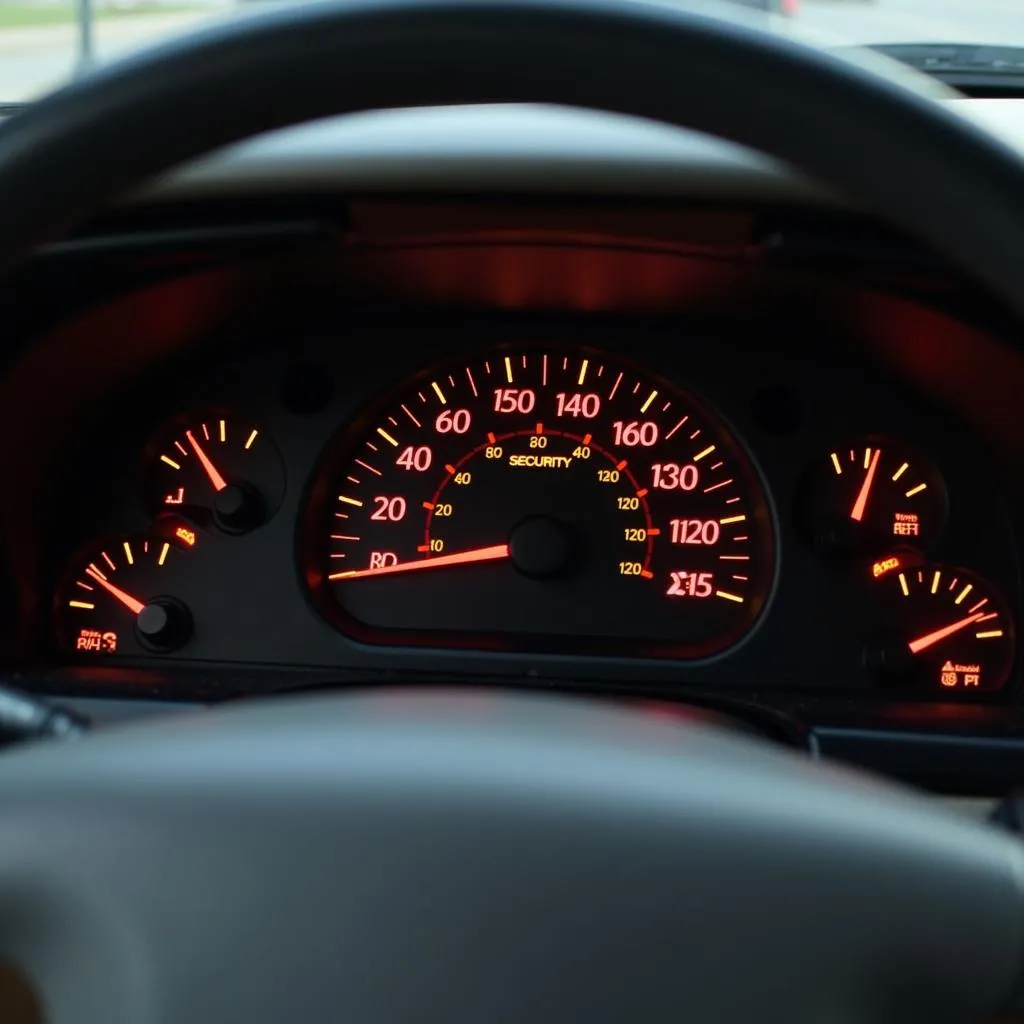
top-left (143, 414), bottom-right (285, 533)
top-left (867, 561), bottom-right (1014, 693)
top-left (799, 437), bottom-right (946, 556)
top-left (303, 346), bottom-right (776, 658)
top-left (55, 529), bottom-right (196, 656)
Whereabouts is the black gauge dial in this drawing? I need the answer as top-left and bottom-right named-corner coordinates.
top-left (143, 413), bottom-right (285, 534)
top-left (303, 347), bottom-right (776, 658)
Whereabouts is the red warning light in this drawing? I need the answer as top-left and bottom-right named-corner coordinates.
top-left (892, 512), bottom-right (920, 538)
top-left (872, 556), bottom-right (901, 578)
top-left (939, 660), bottom-right (981, 688)
top-left (175, 526), bottom-right (196, 547)
top-left (76, 629), bottom-right (118, 654)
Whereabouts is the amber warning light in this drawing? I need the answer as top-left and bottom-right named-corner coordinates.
top-left (872, 556), bottom-right (901, 578)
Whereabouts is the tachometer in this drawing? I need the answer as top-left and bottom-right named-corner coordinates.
top-left (303, 347), bottom-right (775, 658)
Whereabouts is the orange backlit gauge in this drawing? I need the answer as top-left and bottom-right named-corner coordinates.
top-left (55, 531), bottom-right (195, 656)
top-left (142, 413), bottom-right (285, 534)
top-left (799, 437), bottom-right (946, 557)
top-left (867, 563), bottom-right (1015, 693)
top-left (302, 346), bottom-right (777, 658)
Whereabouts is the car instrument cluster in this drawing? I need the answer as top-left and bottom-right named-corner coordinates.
top-left (48, 334), bottom-right (1020, 699)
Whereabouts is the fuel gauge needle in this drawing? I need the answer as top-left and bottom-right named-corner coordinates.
top-left (186, 430), bottom-right (228, 492)
top-left (330, 544), bottom-right (510, 581)
top-left (850, 447), bottom-right (882, 522)
top-left (85, 566), bottom-right (145, 615)
top-left (908, 612), bottom-right (985, 654)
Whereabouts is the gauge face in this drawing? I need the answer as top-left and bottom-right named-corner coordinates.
top-left (305, 347), bottom-right (775, 657)
top-left (800, 438), bottom-right (946, 556)
top-left (868, 561), bottom-right (1014, 692)
top-left (55, 530), bottom-right (196, 656)
top-left (143, 414), bottom-right (285, 533)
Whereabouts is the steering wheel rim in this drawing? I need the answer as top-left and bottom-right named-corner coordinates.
top-left (4, 3), bottom-right (1024, 1021)
top-left (2, 0), bottom-right (1024, 311)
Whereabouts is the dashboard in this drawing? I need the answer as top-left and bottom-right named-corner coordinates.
top-left (1, 105), bottom-right (1024, 793)
top-left (17, 285), bottom-right (1022, 700)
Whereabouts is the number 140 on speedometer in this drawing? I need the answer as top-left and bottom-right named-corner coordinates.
top-left (306, 346), bottom-right (776, 659)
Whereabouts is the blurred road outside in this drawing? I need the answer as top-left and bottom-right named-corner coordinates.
top-left (0, 0), bottom-right (1021, 102)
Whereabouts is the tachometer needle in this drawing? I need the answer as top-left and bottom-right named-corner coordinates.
top-left (85, 566), bottom-right (146, 615)
top-left (908, 612), bottom-right (985, 654)
top-left (329, 544), bottom-right (510, 581)
top-left (186, 430), bottom-right (228, 492)
top-left (850, 447), bottom-right (881, 522)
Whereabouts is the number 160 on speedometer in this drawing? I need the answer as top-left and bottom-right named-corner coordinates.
top-left (305, 347), bottom-right (776, 659)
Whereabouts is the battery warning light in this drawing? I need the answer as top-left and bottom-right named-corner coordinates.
top-left (76, 629), bottom-right (118, 654)
top-left (940, 660), bottom-right (981, 688)
top-left (872, 556), bottom-right (902, 578)
top-left (174, 527), bottom-right (196, 547)
top-left (892, 512), bottom-right (920, 538)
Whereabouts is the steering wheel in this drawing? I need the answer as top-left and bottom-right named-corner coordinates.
top-left (3, 2), bottom-right (1024, 1021)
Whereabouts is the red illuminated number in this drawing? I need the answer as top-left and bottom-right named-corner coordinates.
top-left (370, 496), bottom-right (407, 521)
top-left (612, 421), bottom-right (658, 447)
top-left (666, 571), bottom-right (714, 598)
top-left (435, 409), bottom-right (472, 434)
top-left (555, 392), bottom-right (601, 418)
top-left (493, 388), bottom-right (536, 414)
top-left (396, 445), bottom-right (432, 471)
top-left (652, 462), bottom-right (699, 491)
top-left (669, 519), bottom-right (721, 545)
top-left (369, 551), bottom-right (398, 568)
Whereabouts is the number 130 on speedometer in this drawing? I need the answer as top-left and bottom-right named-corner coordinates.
top-left (303, 346), bottom-right (776, 658)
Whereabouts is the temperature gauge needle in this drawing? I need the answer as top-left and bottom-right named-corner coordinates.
top-left (85, 566), bottom-right (146, 615)
top-left (186, 430), bottom-right (228, 492)
top-left (907, 612), bottom-right (985, 654)
top-left (330, 544), bottom-right (510, 581)
top-left (850, 447), bottom-right (882, 522)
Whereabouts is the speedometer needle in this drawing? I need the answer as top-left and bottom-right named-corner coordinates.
top-left (908, 612), bottom-right (985, 654)
top-left (85, 566), bottom-right (146, 615)
top-left (850, 447), bottom-right (881, 522)
top-left (186, 430), bottom-right (228, 492)
top-left (329, 544), bottom-right (510, 581)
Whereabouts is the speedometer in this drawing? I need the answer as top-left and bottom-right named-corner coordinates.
top-left (303, 347), bottom-right (775, 658)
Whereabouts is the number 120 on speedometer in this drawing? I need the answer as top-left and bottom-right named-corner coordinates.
top-left (306, 346), bottom-right (776, 658)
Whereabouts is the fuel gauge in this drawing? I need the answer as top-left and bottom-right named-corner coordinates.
top-left (800, 437), bottom-right (946, 557)
top-left (143, 413), bottom-right (285, 533)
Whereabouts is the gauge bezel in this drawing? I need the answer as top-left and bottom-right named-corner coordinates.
top-left (298, 343), bottom-right (779, 662)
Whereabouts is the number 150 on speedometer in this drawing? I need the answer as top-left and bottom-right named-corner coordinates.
top-left (304, 346), bottom-right (776, 659)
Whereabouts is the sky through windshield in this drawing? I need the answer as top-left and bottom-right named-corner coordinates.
top-left (0, 0), bottom-right (1021, 102)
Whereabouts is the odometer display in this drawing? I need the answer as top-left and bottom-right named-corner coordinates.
top-left (307, 347), bottom-right (775, 658)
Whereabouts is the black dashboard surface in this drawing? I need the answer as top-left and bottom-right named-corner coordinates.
top-left (2, 196), bottom-right (1024, 792)
top-left (38, 315), bottom-right (1021, 692)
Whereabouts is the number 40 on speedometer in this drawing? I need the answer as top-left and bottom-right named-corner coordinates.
top-left (304, 347), bottom-right (776, 659)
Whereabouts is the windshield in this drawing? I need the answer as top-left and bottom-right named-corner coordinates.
top-left (1, 0), bottom-right (1022, 102)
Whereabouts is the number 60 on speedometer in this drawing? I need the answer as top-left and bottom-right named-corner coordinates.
top-left (302, 346), bottom-right (776, 658)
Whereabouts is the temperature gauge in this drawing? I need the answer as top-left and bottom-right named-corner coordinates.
top-left (800, 437), bottom-right (946, 556)
top-left (867, 560), bottom-right (1014, 693)
top-left (56, 530), bottom-right (196, 656)
top-left (143, 413), bottom-right (285, 533)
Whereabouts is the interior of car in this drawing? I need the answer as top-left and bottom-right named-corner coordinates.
top-left (4, 0), bottom-right (1024, 1020)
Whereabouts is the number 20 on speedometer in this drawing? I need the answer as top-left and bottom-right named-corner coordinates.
top-left (304, 347), bottom-right (776, 658)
